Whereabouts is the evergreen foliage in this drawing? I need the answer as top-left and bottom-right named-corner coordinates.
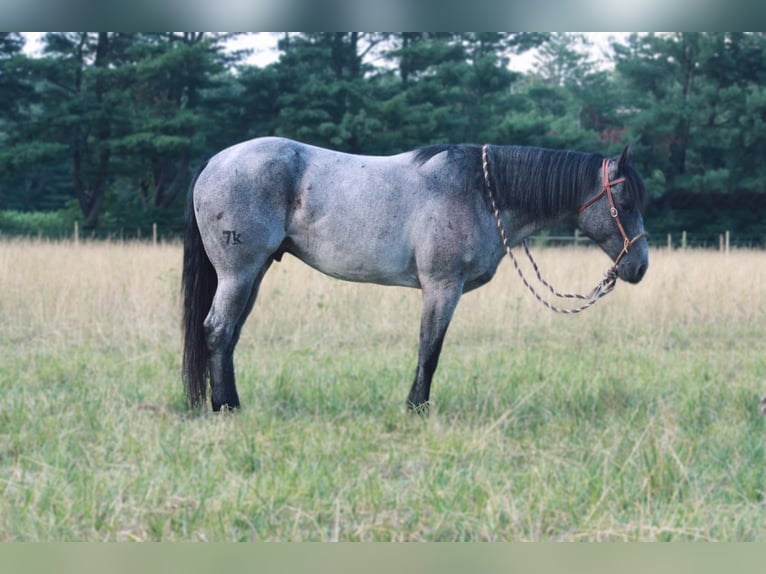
top-left (1, 32), bottom-right (764, 243)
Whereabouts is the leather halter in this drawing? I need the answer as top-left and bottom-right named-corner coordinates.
top-left (578, 159), bottom-right (647, 266)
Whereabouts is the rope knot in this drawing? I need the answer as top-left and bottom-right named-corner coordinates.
top-left (603, 265), bottom-right (618, 286)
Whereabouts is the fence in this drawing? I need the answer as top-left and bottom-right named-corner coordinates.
top-left (528, 229), bottom-right (764, 251)
top-left (2, 221), bottom-right (765, 251)
top-left (69, 222), bottom-right (164, 245)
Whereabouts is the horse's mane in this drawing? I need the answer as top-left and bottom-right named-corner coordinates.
top-left (413, 143), bottom-right (646, 219)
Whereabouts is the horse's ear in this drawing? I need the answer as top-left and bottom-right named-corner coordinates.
top-left (618, 145), bottom-right (632, 171)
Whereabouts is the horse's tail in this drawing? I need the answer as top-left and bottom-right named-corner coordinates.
top-left (182, 161), bottom-right (215, 409)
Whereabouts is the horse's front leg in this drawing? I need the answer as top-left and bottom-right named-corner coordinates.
top-left (407, 280), bottom-right (464, 413)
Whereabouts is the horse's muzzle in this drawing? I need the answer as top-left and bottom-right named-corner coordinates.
top-left (617, 248), bottom-right (648, 284)
top-left (611, 231), bottom-right (648, 284)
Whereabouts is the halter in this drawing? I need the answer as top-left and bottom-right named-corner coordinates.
top-left (480, 145), bottom-right (647, 314)
top-left (578, 159), bottom-right (648, 267)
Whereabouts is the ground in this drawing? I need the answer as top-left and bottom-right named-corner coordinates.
top-left (0, 240), bottom-right (763, 540)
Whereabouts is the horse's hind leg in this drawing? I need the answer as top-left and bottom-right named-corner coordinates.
top-left (204, 258), bottom-right (271, 411)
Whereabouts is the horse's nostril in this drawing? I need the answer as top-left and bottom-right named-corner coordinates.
top-left (636, 262), bottom-right (647, 281)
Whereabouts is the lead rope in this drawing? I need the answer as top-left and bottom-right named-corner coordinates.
top-left (481, 144), bottom-right (618, 314)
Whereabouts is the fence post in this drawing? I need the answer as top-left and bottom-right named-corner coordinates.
top-left (574, 229), bottom-right (580, 247)
top-left (74, 221), bottom-right (79, 246)
top-left (667, 233), bottom-right (672, 251)
top-left (725, 230), bottom-right (730, 254)
top-left (152, 222), bottom-right (158, 246)
top-left (681, 230), bottom-right (687, 249)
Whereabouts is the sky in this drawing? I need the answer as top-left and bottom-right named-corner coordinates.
top-left (21, 32), bottom-right (629, 72)
top-left (228, 32), bottom-right (629, 71)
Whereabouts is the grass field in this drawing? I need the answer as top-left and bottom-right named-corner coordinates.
top-left (0, 239), bottom-right (763, 541)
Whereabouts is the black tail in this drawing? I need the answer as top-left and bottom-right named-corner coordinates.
top-left (182, 161), bottom-right (216, 408)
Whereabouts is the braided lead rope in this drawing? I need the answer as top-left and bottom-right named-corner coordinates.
top-left (481, 144), bottom-right (618, 314)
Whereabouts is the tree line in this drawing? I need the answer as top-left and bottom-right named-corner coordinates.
top-left (1, 32), bottom-right (765, 244)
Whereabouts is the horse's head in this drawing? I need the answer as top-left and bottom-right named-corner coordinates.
top-left (577, 146), bottom-right (649, 284)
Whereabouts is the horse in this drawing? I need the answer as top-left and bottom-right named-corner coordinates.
top-left (182, 137), bottom-right (648, 412)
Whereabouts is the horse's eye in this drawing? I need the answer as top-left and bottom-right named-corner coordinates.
top-left (617, 185), bottom-right (633, 213)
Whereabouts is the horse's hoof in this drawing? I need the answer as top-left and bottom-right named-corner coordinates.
top-left (407, 400), bottom-right (431, 417)
top-left (212, 400), bottom-right (240, 413)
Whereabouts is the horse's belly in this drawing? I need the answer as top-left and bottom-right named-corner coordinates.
top-left (287, 227), bottom-right (420, 288)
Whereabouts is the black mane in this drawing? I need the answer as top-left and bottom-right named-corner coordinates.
top-left (488, 145), bottom-right (603, 219)
top-left (413, 144), bottom-right (461, 165)
top-left (414, 143), bottom-right (646, 219)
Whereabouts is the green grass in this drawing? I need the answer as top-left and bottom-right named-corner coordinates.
top-left (0, 240), bottom-right (763, 540)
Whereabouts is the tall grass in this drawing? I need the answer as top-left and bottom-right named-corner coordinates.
top-left (0, 239), bottom-right (763, 540)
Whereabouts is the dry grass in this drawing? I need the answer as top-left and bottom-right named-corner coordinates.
top-left (0, 239), bottom-right (763, 540)
top-left (1, 239), bottom-right (762, 352)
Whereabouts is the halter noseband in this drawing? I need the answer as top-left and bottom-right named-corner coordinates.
top-left (578, 159), bottom-right (647, 266)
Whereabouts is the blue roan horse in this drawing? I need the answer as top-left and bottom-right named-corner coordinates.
top-left (182, 137), bottom-right (648, 412)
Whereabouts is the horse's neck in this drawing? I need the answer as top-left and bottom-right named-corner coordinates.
top-left (505, 186), bottom-right (590, 242)
top-left (499, 210), bottom-right (562, 246)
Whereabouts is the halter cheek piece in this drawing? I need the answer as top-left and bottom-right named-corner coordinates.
top-left (577, 159), bottom-right (648, 266)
